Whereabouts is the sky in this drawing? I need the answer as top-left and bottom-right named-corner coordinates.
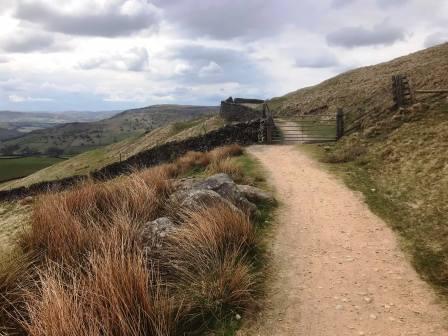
top-left (0, 0), bottom-right (446, 112)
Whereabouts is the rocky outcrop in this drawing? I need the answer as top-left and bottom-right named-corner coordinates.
top-left (141, 217), bottom-right (176, 249)
top-left (192, 174), bottom-right (258, 216)
top-left (171, 188), bottom-right (237, 211)
top-left (170, 174), bottom-right (258, 216)
top-left (237, 185), bottom-right (275, 204)
top-left (142, 174), bottom-right (274, 247)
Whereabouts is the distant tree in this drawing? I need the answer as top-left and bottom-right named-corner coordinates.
top-left (46, 146), bottom-right (64, 157)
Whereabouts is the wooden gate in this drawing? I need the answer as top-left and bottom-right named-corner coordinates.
top-left (266, 111), bottom-right (343, 144)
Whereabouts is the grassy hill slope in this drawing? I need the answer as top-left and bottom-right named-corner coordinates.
top-left (0, 110), bottom-right (119, 141)
top-left (0, 105), bottom-right (218, 155)
top-left (269, 43), bottom-right (448, 122)
top-left (275, 43), bottom-right (448, 293)
top-left (0, 116), bottom-right (224, 190)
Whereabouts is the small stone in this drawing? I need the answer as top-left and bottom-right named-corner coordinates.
top-left (369, 314), bottom-right (377, 320)
top-left (235, 314), bottom-right (241, 320)
top-left (364, 297), bottom-right (372, 303)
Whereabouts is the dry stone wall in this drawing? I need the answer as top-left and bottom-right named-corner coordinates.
top-left (0, 120), bottom-right (262, 201)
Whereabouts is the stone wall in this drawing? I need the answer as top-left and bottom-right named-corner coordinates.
top-left (234, 98), bottom-right (265, 104)
top-left (220, 100), bottom-right (263, 122)
top-left (0, 120), bottom-right (262, 202)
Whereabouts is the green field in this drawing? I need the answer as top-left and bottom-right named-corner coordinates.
top-left (0, 156), bottom-right (64, 183)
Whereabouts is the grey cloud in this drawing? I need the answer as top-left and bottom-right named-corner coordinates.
top-left (15, 0), bottom-right (160, 37)
top-left (376, 0), bottom-right (409, 8)
top-left (424, 32), bottom-right (448, 48)
top-left (331, 0), bottom-right (355, 9)
top-left (153, 0), bottom-right (319, 39)
top-left (326, 23), bottom-right (405, 48)
top-left (79, 48), bottom-right (149, 72)
top-left (0, 30), bottom-right (64, 52)
top-left (167, 44), bottom-right (265, 85)
top-left (295, 52), bottom-right (339, 68)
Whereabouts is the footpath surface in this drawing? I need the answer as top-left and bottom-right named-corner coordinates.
top-left (241, 145), bottom-right (447, 336)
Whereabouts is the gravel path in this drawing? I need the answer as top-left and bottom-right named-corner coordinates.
top-left (241, 145), bottom-right (447, 336)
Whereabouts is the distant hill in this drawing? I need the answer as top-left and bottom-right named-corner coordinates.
top-left (0, 110), bottom-right (119, 141)
top-left (0, 110), bottom-right (118, 123)
top-left (0, 105), bottom-right (218, 155)
top-left (0, 116), bottom-right (224, 190)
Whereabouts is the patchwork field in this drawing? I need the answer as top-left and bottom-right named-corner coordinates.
top-left (0, 156), bottom-right (65, 184)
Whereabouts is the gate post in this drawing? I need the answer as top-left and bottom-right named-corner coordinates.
top-left (266, 117), bottom-right (273, 144)
top-left (336, 108), bottom-right (344, 140)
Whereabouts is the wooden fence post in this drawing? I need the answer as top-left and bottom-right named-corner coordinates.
top-left (336, 108), bottom-right (344, 140)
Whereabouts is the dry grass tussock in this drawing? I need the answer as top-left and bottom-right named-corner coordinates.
top-left (206, 158), bottom-right (244, 182)
top-left (163, 203), bottom-right (257, 324)
top-left (0, 144), bottom-right (262, 335)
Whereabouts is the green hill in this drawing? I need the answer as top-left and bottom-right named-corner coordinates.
top-left (0, 105), bottom-right (218, 156)
top-left (0, 116), bottom-right (224, 191)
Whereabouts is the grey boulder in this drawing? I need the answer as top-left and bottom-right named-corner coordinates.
top-left (237, 185), bottom-right (275, 204)
top-left (192, 173), bottom-right (257, 216)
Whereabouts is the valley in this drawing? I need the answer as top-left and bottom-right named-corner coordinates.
top-left (0, 105), bottom-right (218, 156)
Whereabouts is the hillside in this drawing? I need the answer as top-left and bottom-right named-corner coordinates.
top-left (0, 116), bottom-right (224, 190)
top-left (0, 110), bottom-right (118, 141)
top-left (0, 105), bottom-right (218, 155)
top-left (269, 43), bottom-right (448, 123)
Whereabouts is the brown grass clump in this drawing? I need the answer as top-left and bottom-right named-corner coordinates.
top-left (22, 250), bottom-right (182, 336)
top-left (206, 157), bottom-right (244, 182)
top-left (209, 144), bottom-right (243, 162)
top-left (175, 151), bottom-right (211, 174)
top-left (163, 202), bottom-right (257, 327)
top-left (20, 167), bottom-right (171, 265)
top-left (0, 250), bottom-right (35, 335)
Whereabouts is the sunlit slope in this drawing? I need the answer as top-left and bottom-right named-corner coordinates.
top-left (0, 116), bottom-right (224, 190)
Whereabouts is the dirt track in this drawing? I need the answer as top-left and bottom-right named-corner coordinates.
top-left (242, 145), bottom-right (447, 336)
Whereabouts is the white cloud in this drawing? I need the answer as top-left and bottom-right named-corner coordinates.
top-left (8, 94), bottom-right (53, 102)
top-left (424, 32), bottom-right (448, 48)
top-left (174, 62), bottom-right (192, 75)
top-left (198, 61), bottom-right (223, 77)
top-left (78, 47), bottom-right (149, 72)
